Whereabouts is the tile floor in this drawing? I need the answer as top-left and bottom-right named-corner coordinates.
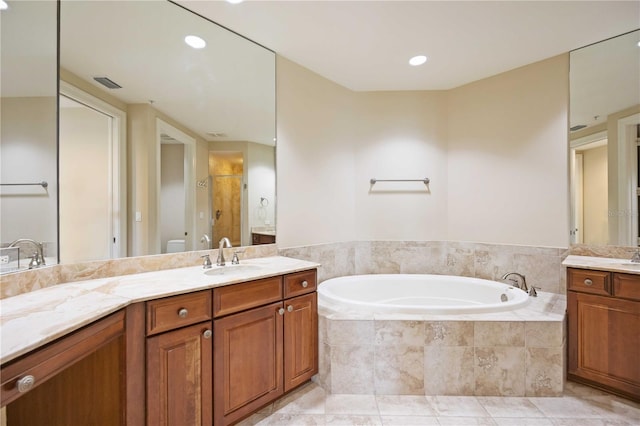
top-left (236, 381), bottom-right (640, 426)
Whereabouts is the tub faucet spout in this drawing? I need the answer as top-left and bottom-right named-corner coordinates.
top-left (500, 272), bottom-right (528, 292)
top-left (217, 237), bottom-right (232, 266)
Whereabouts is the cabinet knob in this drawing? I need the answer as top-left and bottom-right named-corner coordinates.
top-left (203, 329), bottom-right (212, 339)
top-left (16, 375), bottom-right (35, 393)
top-left (301, 280), bottom-right (309, 288)
top-left (287, 305), bottom-right (294, 312)
top-left (584, 279), bottom-right (593, 286)
top-left (278, 308), bottom-right (285, 316)
top-left (178, 308), bottom-right (188, 318)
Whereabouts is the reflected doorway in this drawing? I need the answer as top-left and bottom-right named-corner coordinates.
top-left (209, 152), bottom-right (243, 246)
top-left (59, 83), bottom-right (126, 263)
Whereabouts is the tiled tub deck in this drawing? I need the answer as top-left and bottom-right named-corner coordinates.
top-left (317, 291), bottom-right (566, 397)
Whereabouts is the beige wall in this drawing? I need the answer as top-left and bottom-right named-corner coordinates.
top-left (0, 97), bottom-right (58, 249)
top-left (447, 54), bottom-right (570, 247)
top-left (582, 145), bottom-right (608, 245)
top-left (276, 54), bottom-right (570, 248)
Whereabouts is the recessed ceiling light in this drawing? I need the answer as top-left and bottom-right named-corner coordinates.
top-left (0, 1), bottom-right (9, 10)
top-left (226, 0), bottom-right (244, 4)
top-left (637, 41), bottom-right (640, 47)
top-left (409, 55), bottom-right (428, 66)
top-left (184, 35), bottom-right (206, 49)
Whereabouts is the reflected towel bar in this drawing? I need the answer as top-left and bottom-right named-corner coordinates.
top-left (370, 178), bottom-right (429, 186)
top-left (0, 181), bottom-right (48, 188)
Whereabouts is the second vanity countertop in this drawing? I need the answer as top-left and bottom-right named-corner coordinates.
top-left (0, 256), bottom-right (319, 364)
top-left (563, 255), bottom-right (640, 275)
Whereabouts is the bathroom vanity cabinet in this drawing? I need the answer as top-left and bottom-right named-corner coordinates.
top-left (567, 267), bottom-right (640, 401)
top-left (0, 263), bottom-right (318, 426)
top-left (213, 270), bottom-right (318, 426)
top-left (146, 290), bottom-right (213, 425)
top-left (1, 310), bottom-right (129, 425)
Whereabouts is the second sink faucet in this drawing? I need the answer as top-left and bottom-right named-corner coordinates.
top-left (217, 237), bottom-right (232, 266)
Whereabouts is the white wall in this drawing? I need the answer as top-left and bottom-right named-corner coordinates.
top-left (247, 142), bottom-right (276, 231)
top-left (276, 54), bottom-right (570, 248)
top-left (582, 145), bottom-right (608, 245)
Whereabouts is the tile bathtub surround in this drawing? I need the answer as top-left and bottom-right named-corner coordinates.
top-left (0, 244), bottom-right (278, 299)
top-left (281, 241), bottom-right (568, 294)
top-left (318, 294), bottom-right (566, 398)
top-left (234, 380), bottom-right (640, 426)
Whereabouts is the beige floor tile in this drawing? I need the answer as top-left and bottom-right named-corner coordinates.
top-left (427, 396), bottom-right (490, 417)
top-left (380, 415), bottom-right (440, 425)
top-left (550, 419), bottom-right (636, 426)
top-left (272, 383), bottom-right (326, 414)
top-left (437, 417), bottom-right (498, 425)
top-left (376, 395), bottom-right (435, 416)
top-left (477, 396), bottom-right (545, 417)
top-left (256, 413), bottom-right (325, 426)
top-left (528, 396), bottom-right (622, 418)
top-left (492, 418), bottom-right (554, 426)
top-left (325, 414), bottom-right (383, 425)
top-left (326, 394), bottom-right (379, 415)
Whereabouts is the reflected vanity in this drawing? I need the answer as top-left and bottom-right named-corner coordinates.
top-left (0, 0), bottom-right (276, 271)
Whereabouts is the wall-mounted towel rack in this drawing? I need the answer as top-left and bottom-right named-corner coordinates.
top-left (0, 181), bottom-right (48, 188)
top-left (370, 178), bottom-right (429, 186)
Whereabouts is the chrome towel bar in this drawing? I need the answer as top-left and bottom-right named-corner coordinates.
top-left (370, 178), bottom-right (429, 186)
top-left (0, 181), bottom-right (48, 188)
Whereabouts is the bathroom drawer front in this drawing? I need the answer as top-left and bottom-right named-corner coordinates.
top-left (146, 290), bottom-right (212, 336)
top-left (284, 270), bottom-right (317, 298)
top-left (613, 273), bottom-right (640, 301)
top-left (213, 276), bottom-right (283, 318)
top-left (568, 268), bottom-right (610, 296)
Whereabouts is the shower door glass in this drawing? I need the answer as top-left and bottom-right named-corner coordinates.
top-left (211, 175), bottom-right (243, 246)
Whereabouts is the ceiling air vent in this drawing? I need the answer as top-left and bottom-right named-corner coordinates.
top-left (207, 132), bottom-right (228, 138)
top-left (93, 76), bottom-right (122, 89)
top-left (570, 124), bottom-right (587, 132)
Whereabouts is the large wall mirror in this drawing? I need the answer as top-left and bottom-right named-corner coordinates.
top-left (1, 0), bottom-right (276, 271)
top-left (569, 29), bottom-right (640, 247)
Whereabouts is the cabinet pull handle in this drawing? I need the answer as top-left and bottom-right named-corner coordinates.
top-left (203, 329), bottom-right (212, 339)
top-left (287, 305), bottom-right (293, 312)
top-left (584, 279), bottom-right (593, 286)
top-left (301, 280), bottom-right (309, 288)
top-left (278, 308), bottom-right (285, 316)
top-left (16, 375), bottom-right (35, 393)
top-left (178, 308), bottom-right (188, 318)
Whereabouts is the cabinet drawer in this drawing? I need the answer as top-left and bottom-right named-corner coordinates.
top-left (146, 290), bottom-right (212, 336)
top-left (213, 276), bottom-right (283, 317)
top-left (568, 268), bottom-right (610, 296)
top-left (613, 273), bottom-right (640, 301)
top-left (284, 270), bottom-right (317, 298)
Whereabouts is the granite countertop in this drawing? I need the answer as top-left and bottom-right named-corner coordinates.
top-left (563, 255), bottom-right (640, 275)
top-left (0, 256), bottom-right (319, 364)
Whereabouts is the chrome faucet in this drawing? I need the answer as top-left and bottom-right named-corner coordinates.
top-left (9, 238), bottom-right (45, 269)
top-left (216, 237), bottom-right (232, 266)
top-left (631, 250), bottom-right (640, 263)
top-left (500, 272), bottom-right (528, 292)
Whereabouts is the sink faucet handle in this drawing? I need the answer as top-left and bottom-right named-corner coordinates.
top-left (231, 251), bottom-right (241, 265)
top-left (631, 249), bottom-right (640, 263)
top-left (201, 254), bottom-right (212, 269)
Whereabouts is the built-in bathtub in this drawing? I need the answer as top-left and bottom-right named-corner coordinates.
top-left (318, 274), bottom-right (530, 314)
top-left (317, 273), bottom-right (566, 397)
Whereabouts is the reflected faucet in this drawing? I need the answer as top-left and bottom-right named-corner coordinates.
top-left (9, 239), bottom-right (45, 269)
top-left (217, 237), bottom-right (232, 266)
top-left (200, 234), bottom-right (211, 249)
top-left (631, 250), bottom-right (640, 263)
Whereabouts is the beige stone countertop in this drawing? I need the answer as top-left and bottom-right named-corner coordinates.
top-left (0, 256), bottom-right (319, 364)
top-left (563, 255), bottom-right (640, 275)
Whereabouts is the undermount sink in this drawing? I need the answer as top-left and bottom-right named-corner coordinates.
top-left (204, 264), bottom-right (263, 276)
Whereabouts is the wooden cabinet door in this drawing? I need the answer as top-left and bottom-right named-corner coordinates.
top-left (568, 291), bottom-right (640, 400)
top-left (147, 321), bottom-right (213, 426)
top-left (283, 292), bottom-right (318, 392)
top-left (214, 301), bottom-right (284, 426)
